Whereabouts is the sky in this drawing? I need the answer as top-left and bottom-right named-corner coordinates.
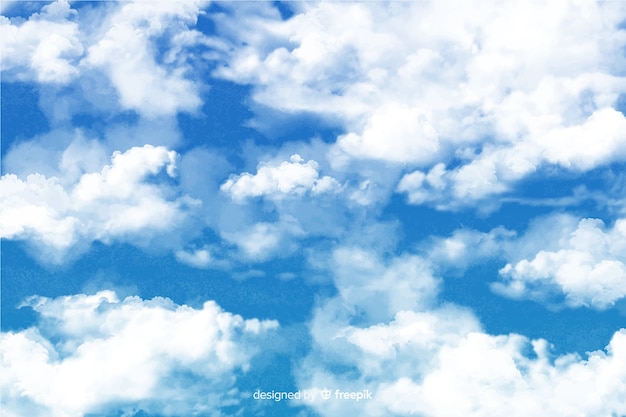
top-left (2, 1), bottom-right (626, 416)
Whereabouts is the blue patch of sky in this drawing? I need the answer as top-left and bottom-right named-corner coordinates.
top-left (382, 194), bottom-right (549, 244)
top-left (196, 7), bottom-right (219, 35)
top-left (0, 1), bottom-right (49, 19)
top-left (177, 80), bottom-right (259, 152)
top-left (382, 162), bottom-right (626, 252)
top-left (205, 2), bottom-right (234, 18)
top-left (273, 1), bottom-right (296, 20)
top-left (512, 163), bottom-right (626, 220)
top-left (1, 79), bottom-right (142, 160)
top-left (1, 82), bottom-right (49, 154)
top-left (71, 110), bottom-right (140, 139)
top-left (86, 410), bottom-right (169, 417)
top-left (1, 240), bottom-right (330, 332)
top-left (176, 81), bottom-right (346, 174)
top-left (442, 260), bottom-right (626, 356)
top-left (237, 349), bottom-right (315, 416)
top-left (519, 163), bottom-right (620, 195)
top-left (1, 241), bottom-right (87, 332)
top-left (381, 174), bottom-right (626, 357)
top-left (616, 92), bottom-right (626, 115)
top-left (69, 0), bottom-right (106, 13)
top-left (244, 103), bottom-right (346, 145)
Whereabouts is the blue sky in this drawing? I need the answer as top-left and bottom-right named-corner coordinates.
top-left (2, 1), bottom-right (626, 416)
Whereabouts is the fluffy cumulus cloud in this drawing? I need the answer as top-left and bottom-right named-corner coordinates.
top-left (400, 105), bottom-right (626, 204)
top-left (0, 291), bottom-right (278, 417)
top-left (375, 330), bottom-right (626, 417)
top-left (296, 247), bottom-right (626, 417)
top-left (0, 144), bottom-right (196, 263)
top-left (221, 154), bottom-right (341, 202)
top-left (0, 0), bottom-right (83, 83)
top-left (213, 1), bottom-right (626, 205)
top-left (496, 216), bottom-right (626, 309)
top-left (336, 104), bottom-right (439, 165)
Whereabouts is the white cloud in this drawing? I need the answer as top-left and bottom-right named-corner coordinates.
top-left (175, 246), bottom-right (213, 269)
top-left (396, 163), bottom-right (448, 205)
top-left (0, 0), bottom-right (83, 83)
top-left (212, 1), bottom-right (626, 206)
top-left (221, 154), bottom-right (341, 202)
top-left (0, 291), bottom-right (278, 417)
top-left (329, 248), bottom-right (440, 322)
top-left (297, 246), bottom-right (626, 417)
top-left (375, 329), bottom-right (626, 417)
top-left (398, 91), bottom-right (626, 205)
top-left (496, 216), bottom-right (626, 309)
top-left (434, 105), bottom-right (626, 202)
top-left (83, 0), bottom-right (207, 117)
top-left (424, 226), bottom-right (515, 272)
top-left (0, 144), bottom-right (197, 263)
top-left (411, 214), bottom-right (626, 310)
top-left (336, 104), bottom-right (439, 164)
top-left (306, 249), bottom-right (436, 356)
top-left (341, 307), bottom-right (481, 370)
top-left (222, 215), bottom-right (306, 261)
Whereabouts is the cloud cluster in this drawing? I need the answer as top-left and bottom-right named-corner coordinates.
top-left (0, 291), bottom-right (278, 417)
top-left (213, 1), bottom-right (626, 205)
top-left (420, 215), bottom-right (626, 310)
top-left (399, 106), bottom-right (626, 204)
top-left (1, 0), bottom-right (208, 117)
top-left (3, 4), bottom-right (626, 417)
top-left (297, 247), bottom-right (626, 417)
top-left (0, 144), bottom-right (195, 263)
top-left (496, 216), bottom-right (626, 309)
